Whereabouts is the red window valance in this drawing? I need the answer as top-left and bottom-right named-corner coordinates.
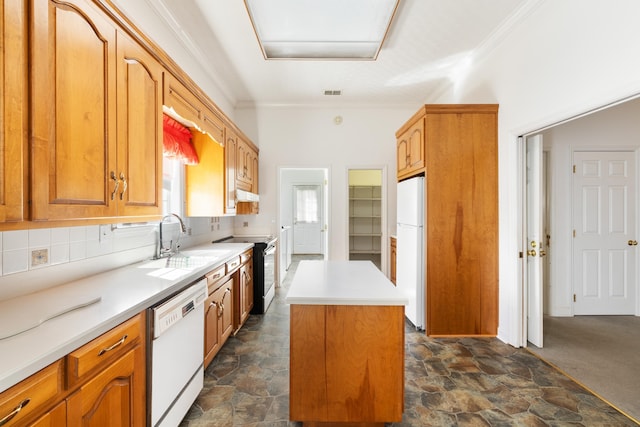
top-left (162, 113), bottom-right (199, 165)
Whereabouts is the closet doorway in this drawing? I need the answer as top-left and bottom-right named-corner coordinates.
top-left (348, 169), bottom-right (384, 270)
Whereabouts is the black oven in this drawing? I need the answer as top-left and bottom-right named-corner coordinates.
top-left (215, 235), bottom-right (278, 314)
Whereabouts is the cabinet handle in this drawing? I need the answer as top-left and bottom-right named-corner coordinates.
top-left (110, 171), bottom-right (119, 200)
top-left (0, 398), bottom-right (30, 426)
top-left (206, 301), bottom-right (217, 315)
top-left (218, 288), bottom-right (231, 317)
top-left (119, 172), bottom-right (127, 200)
top-left (98, 334), bottom-right (128, 356)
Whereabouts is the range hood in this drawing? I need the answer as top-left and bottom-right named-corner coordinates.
top-left (236, 188), bottom-right (259, 202)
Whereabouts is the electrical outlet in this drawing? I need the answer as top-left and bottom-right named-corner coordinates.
top-left (31, 249), bottom-right (49, 266)
top-left (243, 222), bottom-right (249, 227)
top-left (187, 227), bottom-right (192, 236)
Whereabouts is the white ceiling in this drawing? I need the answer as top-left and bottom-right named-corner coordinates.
top-left (140, 0), bottom-right (538, 108)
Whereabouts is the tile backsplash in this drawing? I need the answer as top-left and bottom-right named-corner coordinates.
top-left (0, 216), bottom-right (235, 300)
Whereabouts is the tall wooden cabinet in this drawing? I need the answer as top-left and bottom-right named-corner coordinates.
top-left (396, 104), bottom-right (498, 336)
top-left (30, 0), bottom-right (162, 222)
top-left (0, 0), bottom-right (27, 224)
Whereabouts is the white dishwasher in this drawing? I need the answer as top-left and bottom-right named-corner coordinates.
top-left (150, 278), bottom-right (207, 427)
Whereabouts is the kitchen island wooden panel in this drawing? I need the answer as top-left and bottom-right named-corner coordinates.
top-left (287, 261), bottom-right (406, 426)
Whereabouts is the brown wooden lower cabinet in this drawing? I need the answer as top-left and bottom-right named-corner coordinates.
top-left (66, 346), bottom-right (144, 427)
top-left (204, 275), bottom-right (234, 369)
top-left (0, 312), bottom-right (146, 427)
top-left (289, 304), bottom-right (404, 425)
top-left (29, 400), bottom-right (66, 427)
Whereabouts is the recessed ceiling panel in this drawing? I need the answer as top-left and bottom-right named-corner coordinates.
top-left (244, 0), bottom-right (399, 59)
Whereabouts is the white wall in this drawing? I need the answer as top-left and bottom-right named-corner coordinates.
top-left (430, 0), bottom-right (640, 345)
top-left (542, 98), bottom-right (640, 317)
top-left (110, 0), bottom-right (235, 117)
top-left (235, 107), bottom-right (413, 262)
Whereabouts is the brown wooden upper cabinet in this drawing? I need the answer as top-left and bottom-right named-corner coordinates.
top-left (165, 72), bottom-right (260, 216)
top-left (235, 136), bottom-right (259, 194)
top-left (0, 0), bottom-right (27, 225)
top-left (163, 73), bottom-right (202, 127)
top-left (30, 0), bottom-right (162, 222)
top-left (225, 128), bottom-right (237, 215)
top-left (396, 114), bottom-right (425, 181)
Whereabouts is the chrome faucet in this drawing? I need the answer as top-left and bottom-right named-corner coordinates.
top-left (157, 213), bottom-right (187, 258)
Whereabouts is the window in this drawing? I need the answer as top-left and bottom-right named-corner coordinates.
top-left (162, 157), bottom-right (184, 216)
top-left (294, 185), bottom-right (320, 224)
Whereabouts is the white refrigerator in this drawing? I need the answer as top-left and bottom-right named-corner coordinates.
top-left (396, 176), bottom-right (425, 330)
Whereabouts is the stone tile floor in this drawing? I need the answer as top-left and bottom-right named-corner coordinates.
top-left (180, 258), bottom-right (639, 426)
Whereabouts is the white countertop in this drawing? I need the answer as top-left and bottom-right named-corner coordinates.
top-left (285, 260), bottom-right (408, 306)
top-left (0, 242), bottom-right (252, 393)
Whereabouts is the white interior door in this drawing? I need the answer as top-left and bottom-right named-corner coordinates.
top-left (526, 135), bottom-right (544, 347)
top-left (293, 184), bottom-right (323, 254)
top-left (572, 151), bottom-right (636, 314)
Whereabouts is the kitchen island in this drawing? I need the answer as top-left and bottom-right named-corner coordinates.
top-left (285, 260), bottom-right (408, 426)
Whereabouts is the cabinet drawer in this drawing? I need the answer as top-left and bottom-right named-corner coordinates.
top-left (226, 256), bottom-right (241, 273)
top-left (240, 248), bottom-right (252, 265)
top-left (66, 313), bottom-right (143, 387)
top-left (206, 264), bottom-right (226, 289)
top-left (0, 360), bottom-right (63, 426)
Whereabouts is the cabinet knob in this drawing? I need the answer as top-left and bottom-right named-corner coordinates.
top-left (628, 240), bottom-right (638, 246)
top-left (527, 249), bottom-right (537, 257)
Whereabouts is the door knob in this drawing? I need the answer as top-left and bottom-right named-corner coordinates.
top-left (527, 249), bottom-right (537, 257)
top-left (628, 240), bottom-right (638, 246)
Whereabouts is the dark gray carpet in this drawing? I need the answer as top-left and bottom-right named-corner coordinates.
top-left (528, 315), bottom-right (640, 422)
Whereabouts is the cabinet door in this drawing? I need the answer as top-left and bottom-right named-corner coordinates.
top-left (30, 0), bottom-right (118, 220)
top-left (396, 118), bottom-right (425, 180)
top-left (0, 0), bottom-right (27, 224)
top-left (251, 149), bottom-right (259, 194)
top-left (29, 401), bottom-right (66, 427)
top-left (238, 262), bottom-right (253, 326)
top-left (224, 129), bottom-right (237, 214)
top-left (204, 291), bottom-right (221, 368)
top-left (163, 73), bottom-right (201, 125)
top-left (236, 138), bottom-right (250, 190)
top-left (66, 345), bottom-right (145, 427)
top-left (218, 279), bottom-right (234, 343)
top-left (116, 32), bottom-right (163, 218)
